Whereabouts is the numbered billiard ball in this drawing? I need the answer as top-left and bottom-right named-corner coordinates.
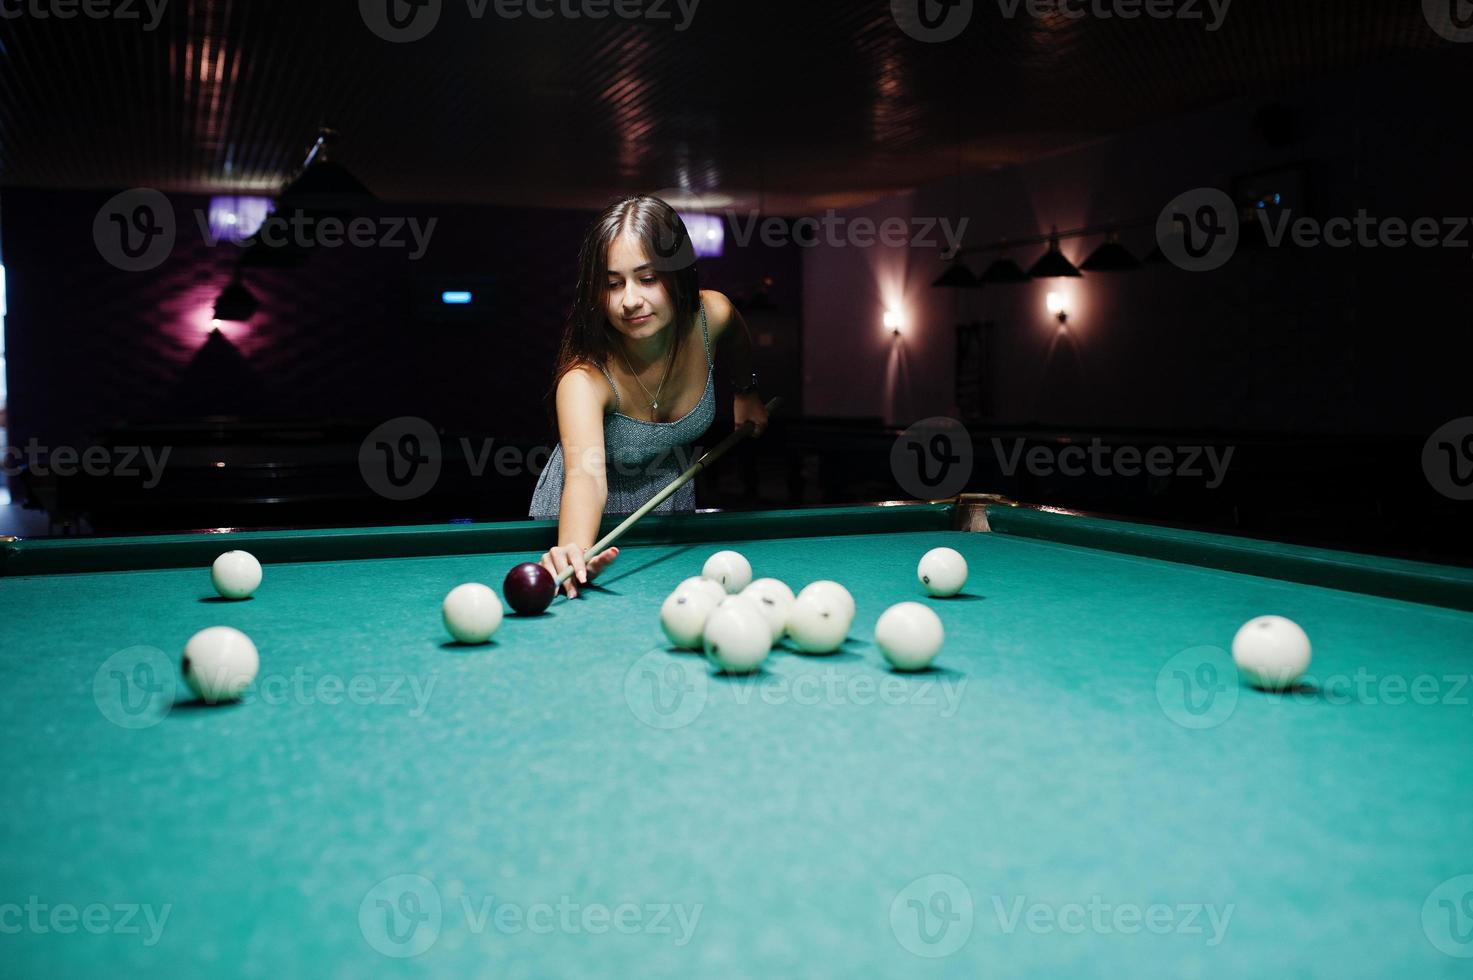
top-left (875, 602), bottom-right (944, 672)
top-left (917, 547), bottom-right (968, 598)
top-left (211, 550), bottom-right (262, 600)
top-left (1231, 615), bottom-right (1311, 690)
top-left (503, 563), bottom-right (556, 615)
top-left (797, 581), bottom-right (855, 633)
top-left (741, 578), bottom-right (795, 642)
top-left (660, 588), bottom-right (719, 650)
top-left (786, 593), bottom-right (849, 654)
top-left (702, 551), bottom-right (753, 593)
top-left (702, 599), bottom-right (771, 673)
top-left (677, 576), bottom-right (728, 606)
top-left (442, 583), bottom-right (504, 644)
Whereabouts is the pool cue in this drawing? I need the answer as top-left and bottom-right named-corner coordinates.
top-left (552, 396), bottom-right (782, 589)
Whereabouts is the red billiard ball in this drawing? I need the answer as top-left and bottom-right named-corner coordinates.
top-left (503, 562), bottom-right (556, 615)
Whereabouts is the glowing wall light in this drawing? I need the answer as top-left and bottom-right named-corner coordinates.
top-left (679, 212), bottom-right (725, 258)
top-left (208, 196), bottom-right (274, 243)
top-left (1046, 291), bottom-right (1070, 325)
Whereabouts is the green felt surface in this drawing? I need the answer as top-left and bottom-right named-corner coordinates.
top-left (2, 519), bottom-right (1472, 978)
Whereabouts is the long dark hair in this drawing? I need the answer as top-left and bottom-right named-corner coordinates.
top-left (549, 196), bottom-right (701, 406)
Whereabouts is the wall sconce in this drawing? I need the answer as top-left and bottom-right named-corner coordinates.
top-left (884, 308), bottom-right (905, 336)
top-left (1046, 292), bottom-right (1069, 325)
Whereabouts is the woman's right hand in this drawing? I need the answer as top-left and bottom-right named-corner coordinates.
top-left (540, 544), bottom-right (620, 599)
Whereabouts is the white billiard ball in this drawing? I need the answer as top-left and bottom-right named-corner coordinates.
top-left (442, 583), bottom-right (504, 645)
top-left (797, 581), bottom-right (855, 632)
top-left (716, 594), bottom-right (766, 619)
top-left (677, 576), bottom-right (728, 606)
top-left (1232, 615), bottom-right (1312, 691)
top-left (661, 588), bottom-right (719, 650)
top-left (702, 600), bottom-right (771, 673)
top-left (741, 578), bottom-right (795, 641)
top-left (786, 593), bottom-right (849, 654)
top-left (702, 550), bottom-right (753, 594)
top-left (918, 547), bottom-right (968, 598)
top-left (182, 626), bottom-right (260, 703)
top-left (211, 550), bottom-right (262, 600)
top-left (875, 602), bottom-right (945, 671)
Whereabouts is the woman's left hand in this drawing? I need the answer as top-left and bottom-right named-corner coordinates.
top-left (735, 392), bottom-right (768, 437)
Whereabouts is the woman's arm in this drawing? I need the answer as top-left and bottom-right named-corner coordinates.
top-left (541, 367), bottom-right (619, 598)
top-left (703, 290), bottom-right (769, 436)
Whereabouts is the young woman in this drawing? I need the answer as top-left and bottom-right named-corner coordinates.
top-left (529, 196), bottom-right (769, 598)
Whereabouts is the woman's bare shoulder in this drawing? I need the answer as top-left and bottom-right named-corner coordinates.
top-left (558, 361), bottom-right (614, 412)
top-left (699, 289), bottom-right (737, 340)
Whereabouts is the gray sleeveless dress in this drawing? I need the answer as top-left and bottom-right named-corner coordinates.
top-left (529, 304), bottom-right (716, 518)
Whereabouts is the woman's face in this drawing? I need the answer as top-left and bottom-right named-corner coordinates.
top-left (603, 232), bottom-right (673, 342)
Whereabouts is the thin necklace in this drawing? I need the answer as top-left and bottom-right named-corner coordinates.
top-left (617, 334), bottom-right (675, 414)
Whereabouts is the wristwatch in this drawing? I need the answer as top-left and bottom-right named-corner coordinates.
top-left (732, 372), bottom-right (760, 395)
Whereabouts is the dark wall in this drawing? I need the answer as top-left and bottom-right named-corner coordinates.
top-left (1, 191), bottom-right (802, 452)
top-left (804, 51), bottom-right (1473, 437)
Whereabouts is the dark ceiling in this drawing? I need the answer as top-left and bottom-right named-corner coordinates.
top-left (0, 0), bottom-right (1456, 211)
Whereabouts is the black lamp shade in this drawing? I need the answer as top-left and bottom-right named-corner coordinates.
top-left (1081, 238), bottom-right (1142, 272)
top-left (213, 280), bottom-right (260, 322)
top-left (279, 161), bottom-right (376, 214)
top-left (932, 263), bottom-right (980, 288)
top-left (1028, 238), bottom-right (1082, 278)
top-left (241, 231), bottom-right (311, 268)
top-left (979, 256), bottom-right (1031, 283)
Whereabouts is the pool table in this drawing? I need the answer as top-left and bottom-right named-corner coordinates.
top-left (2, 497), bottom-right (1472, 978)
